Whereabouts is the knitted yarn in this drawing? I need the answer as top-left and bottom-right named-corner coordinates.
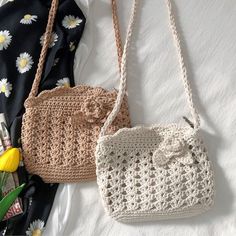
top-left (22, 86), bottom-right (130, 183)
top-left (95, 0), bottom-right (214, 222)
top-left (96, 125), bottom-right (214, 222)
top-left (21, 0), bottom-right (131, 183)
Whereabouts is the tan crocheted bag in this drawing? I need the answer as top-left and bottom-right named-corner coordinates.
top-left (96, 0), bottom-right (214, 222)
top-left (21, 0), bottom-right (130, 183)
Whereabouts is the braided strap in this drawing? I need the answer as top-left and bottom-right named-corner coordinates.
top-left (111, 0), bottom-right (123, 72)
top-left (165, 0), bottom-right (200, 129)
top-left (100, 0), bottom-right (138, 137)
top-left (28, 0), bottom-right (59, 98)
top-left (101, 0), bottom-right (200, 137)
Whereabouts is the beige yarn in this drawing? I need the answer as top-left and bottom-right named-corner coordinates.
top-left (22, 87), bottom-right (130, 183)
top-left (111, 0), bottom-right (123, 73)
top-left (21, 0), bottom-right (130, 183)
top-left (96, 0), bottom-right (214, 222)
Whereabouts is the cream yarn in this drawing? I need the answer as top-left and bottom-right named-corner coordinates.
top-left (96, 125), bottom-right (214, 222)
top-left (96, 0), bottom-right (215, 222)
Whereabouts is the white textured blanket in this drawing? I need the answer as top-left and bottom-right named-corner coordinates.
top-left (2, 0), bottom-right (236, 235)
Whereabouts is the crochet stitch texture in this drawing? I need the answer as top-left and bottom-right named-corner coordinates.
top-left (96, 125), bottom-right (214, 222)
top-left (21, 86), bottom-right (130, 183)
top-left (21, 0), bottom-right (131, 183)
top-left (95, 0), bottom-right (215, 222)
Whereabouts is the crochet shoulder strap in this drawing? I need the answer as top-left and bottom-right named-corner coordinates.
top-left (28, 0), bottom-right (59, 98)
top-left (100, 0), bottom-right (138, 137)
top-left (111, 0), bottom-right (123, 73)
top-left (28, 0), bottom-right (123, 98)
top-left (100, 0), bottom-right (200, 137)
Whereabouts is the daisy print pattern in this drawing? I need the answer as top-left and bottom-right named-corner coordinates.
top-left (26, 219), bottom-right (45, 236)
top-left (56, 77), bottom-right (70, 87)
top-left (20, 14), bottom-right (38, 24)
top-left (0, 78), bottom-right (12, 98)
top-left (40, 32), bottom-right (58, 48)
top-left (62, 15), bottom-right (82, 29)
top-left (16, 53), bottom-right (34, 74)
top-left (0, 30), bottom-right (12, 51)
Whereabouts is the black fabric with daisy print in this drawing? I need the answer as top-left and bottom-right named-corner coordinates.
top-left (0, 0), bottom-right (85, 123)
top-left (0, 0), bottom-right (85, 235)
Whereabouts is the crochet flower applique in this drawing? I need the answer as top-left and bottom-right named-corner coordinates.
top-left (153, 136), bottom-right (194, 166)
top-left (71, 99), bottom-right (110, 125)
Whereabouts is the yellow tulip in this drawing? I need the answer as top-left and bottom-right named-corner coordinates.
top-left (0, 148), bottom-right (20, 172)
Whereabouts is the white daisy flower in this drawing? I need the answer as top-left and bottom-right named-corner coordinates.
top-left (20, 14), bottom-right (38, 24)
top-left (56, 77), bottom-right (70, 87)
top-left (0, 78), bottom-right (12, 98)
top-left (16, 52), bottom-right (34, 74)
top-left (0, 30), bottom-right (12, 51)
top-left (40, 32), bottom-right (58, 48)
top-left (62, 15), bottom-right (82, 29)
top-left (26, 219), bottom-right (45, 236)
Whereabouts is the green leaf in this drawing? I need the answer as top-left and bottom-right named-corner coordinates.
top-left (0, 183), bottom-right (25, 221)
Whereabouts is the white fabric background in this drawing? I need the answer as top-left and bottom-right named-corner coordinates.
top-left (1, 0), bottom-right (236, 235)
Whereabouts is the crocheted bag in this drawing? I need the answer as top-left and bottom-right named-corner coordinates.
top-left (96, 0), bottom-right (214, 222)
top-left (21, 0), bottom-right (130, 183)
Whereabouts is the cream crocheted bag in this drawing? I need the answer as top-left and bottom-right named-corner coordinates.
top-left (21, 0), bottom-right (130, 183)
top-left (96, 0), bottom-right (214, 222)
